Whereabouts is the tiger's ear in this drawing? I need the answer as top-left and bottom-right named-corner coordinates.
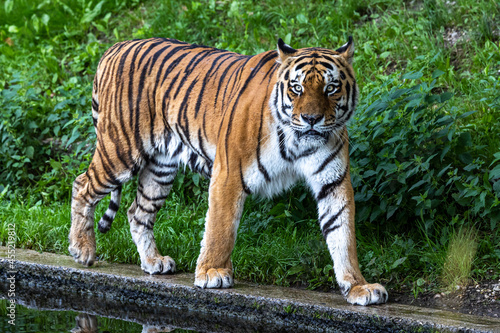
top-left (336, 36), bottom-right (354, 64)
top-left (277, 38), bottom-right (297, 63)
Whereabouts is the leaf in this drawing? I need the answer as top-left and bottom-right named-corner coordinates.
top-left (25, 146), bottom-right (34, 159)
top-left (41, 13), bottom-right (50, 27)
top-left (296, 13), bottom-right (308, 24)
top-left (372, 127), bottom-right (386, 139)
top-left (391, 257), bottom-right (407, 269)
top-left (437, 164), bottom-right (452, 177)
top-left (284, 33), bottom-right (292, 45)
top-left (409, 180), bottom-right (426, 192)
top-left (288, 265), bottom-right (304, 275)
top-left (402, 71), bottom-right (423, 80)
top-left (387, 205), bottom-right (398, 219)
top-left (439, 91), bottom-right (453, 102)
top-left (489, 165), bottom-right (500, 180)
top-left (4, 0), bottom-right (13, 14)
top-left (269, 203), bottom-right (286, 216)
top-left (457, 110), bottom-right (477, 119)
top-left (431, 69), bottom-right (445, 78)
top-left (192, 173), bottom-right (200, 187)
top-left (81, 1), bottom-right (105, 24)
top-left (50, 160), bottom-right (62, 170)
top-left (379, 51), bottom-right (391, 59)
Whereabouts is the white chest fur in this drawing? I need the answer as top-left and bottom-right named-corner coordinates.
top-left (244, 122), bottom-right (347, 198)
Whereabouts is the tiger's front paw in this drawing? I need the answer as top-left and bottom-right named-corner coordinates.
top-left (141, 256), bottom-right (176, 275)
top-left (194, 268), bottom-right (233, 289)
top-left (68, 237), bottom-right (96, 267)
top-left (346, 283), bottom-right (388, 306)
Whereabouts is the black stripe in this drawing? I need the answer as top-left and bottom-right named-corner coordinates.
top-left (351, 79), bottom-right (358, 108)
top-left (155, 178), bottom-right (175, 186)
top-left (137, 202), bottom-right (157, 214)
top-left (314, 140), bottom-right (344, 175)
top-left (109, 122), bottom-right (133, 170)
top-left (239, 162), bottom-right (251, 194)
top-left (321, 205), bottom-right (346, 238)
top-left (95, 148), bottom-right (122, 186)
top-left (133, 216), bottom-right (153, 230)
top-left (256, 99), bottom-right (271, 182)
top-left (150, 158), bottom-right (178, 169)
top-left (160, 50), bottom-right (191, 86)
top-left (322, 55), bottom-right (336, 63)
top-left (173, 49), bottom-right (214, 99)
top-left (138, 187), bottom-right (169, 202)
top-left (213, 57), bottom-right (247, 112)
top-left (171, 143), bottom-right (183, 157)
top-left (148, 167), bottom-right (177, 178)
top-left (101, 213), bottom-right (113, 222)
top-left (277, 126), bottom-right (293, 162)
top-left (91, 98), bottom-right (99, 111)
top-left (197, 129), bottom-right (211, 164)
top-left (132, 55), bottom-right (153, 158)
top-left (220, 57), bottom-right (251, 113)
top-left (272, 84), bottom-right (285, 124)
top-left (194, 53), bottom-right (233, 118)
top-left (116, 42), bottom-right (146, 165)
top-left (319, 61), bottom-right (334, 70)
top-left (294, 61), bottom-right (309, 71)
top-left (137, 41), bottom-right (163, 70)
top-left (108, 200), bottom-right (119, 211)
top-left (316, 168), bottom-right (348, 201)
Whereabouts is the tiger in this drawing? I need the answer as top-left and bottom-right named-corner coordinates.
top-left (68, 36), bottom-right (388, 306)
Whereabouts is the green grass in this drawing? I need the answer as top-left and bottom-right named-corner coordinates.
top-left (0, 0), bottom-right (499, 294)
top-left (441, 227), bottom-right (478, 291)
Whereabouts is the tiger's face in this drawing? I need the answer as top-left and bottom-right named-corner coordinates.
top-left (273, 38), bottom-right (358, 145)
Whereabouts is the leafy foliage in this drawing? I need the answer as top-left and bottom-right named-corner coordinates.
top-left (350, 70), bottom-right (500, 237)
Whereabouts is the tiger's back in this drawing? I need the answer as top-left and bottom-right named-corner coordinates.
top-left (92, 38), bottom-right (278, 178)
top-left (69, 37), bottom-right (388, 306)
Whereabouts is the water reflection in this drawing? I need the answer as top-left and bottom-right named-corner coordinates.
top-left (70, 313), bottom-right (176, 333)
top-left (0, 282), bottom-right (288, 333)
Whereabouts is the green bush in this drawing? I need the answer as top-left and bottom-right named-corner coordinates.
top-left (350, 70), bottom-right (500, 239)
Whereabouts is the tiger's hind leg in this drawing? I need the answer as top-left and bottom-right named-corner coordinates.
top-left (69, 147), bottom-right (131, 266)
top-left (128, 154), bottom-right (177, 275)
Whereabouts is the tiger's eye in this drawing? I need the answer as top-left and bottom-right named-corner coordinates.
top-left (291, 84), bottom-right (302, 94)
top-left (326, 84), bottom-right (338, 94)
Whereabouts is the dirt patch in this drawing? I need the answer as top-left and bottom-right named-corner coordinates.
top-left (391, 279), bottom-right (500, 318)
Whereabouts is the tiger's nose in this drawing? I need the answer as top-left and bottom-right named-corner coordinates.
top-left (301, 114), bottom-right (324, 126)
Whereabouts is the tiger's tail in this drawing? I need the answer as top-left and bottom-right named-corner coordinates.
top-left (97, 186), bottom-right (122, 233)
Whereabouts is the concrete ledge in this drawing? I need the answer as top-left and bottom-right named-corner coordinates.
top-left (1, 247), bottom-right (499, 332)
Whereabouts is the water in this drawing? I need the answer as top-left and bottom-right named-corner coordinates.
top-left (0, 299), bottom-right (201, 333)
top-left (0, 284), bottom-right (206, 333)
top-left (0, 299), bottom-right (145, 332)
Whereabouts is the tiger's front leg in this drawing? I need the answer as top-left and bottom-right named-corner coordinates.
top-left (194, 174), bottom-right (247, 289)
top-left (310, 169), bottom-right (388, 306)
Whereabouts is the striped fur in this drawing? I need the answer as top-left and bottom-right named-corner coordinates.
top-left (68, 37), bottom-right (387, 305)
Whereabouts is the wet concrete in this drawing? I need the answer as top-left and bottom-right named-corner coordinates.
top-left (1, 247), bottom-right (499, 332)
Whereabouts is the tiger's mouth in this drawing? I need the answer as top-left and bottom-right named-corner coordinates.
top-left (295, 128), bottom-right (329, 140)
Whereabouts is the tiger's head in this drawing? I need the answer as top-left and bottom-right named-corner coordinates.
top-left (271, 37), bottom-right (358, 146)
